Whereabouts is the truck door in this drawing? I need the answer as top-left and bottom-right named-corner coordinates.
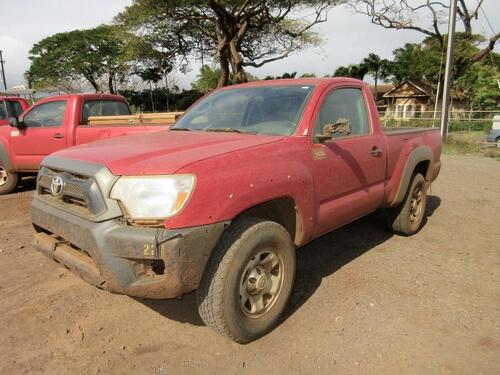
top-left (9, 100), bottom-right (68, 170)
top-left (310, 85), bottom-right (386, 237)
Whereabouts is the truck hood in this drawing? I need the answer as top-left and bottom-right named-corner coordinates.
top-left (53, 130), bottom-right (284, 175)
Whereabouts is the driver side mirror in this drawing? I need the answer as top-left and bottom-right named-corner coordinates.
top-left (9, 117), bottom-right (25, 129)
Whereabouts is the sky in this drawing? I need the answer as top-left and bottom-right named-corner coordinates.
top-left (0, 0), bottom-right (498, 90)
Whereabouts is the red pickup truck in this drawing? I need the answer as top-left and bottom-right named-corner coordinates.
top-left (32, 78), bottom-right (441, 343)
top-left (0, 93), bottom-right (170, 194)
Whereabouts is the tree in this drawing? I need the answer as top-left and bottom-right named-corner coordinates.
top-left (362, 53), bottom-right (390, 96)
top-left (351, 0), bottom-right (499, 68)
top-left (118, 0), bottom-right (342, 88)
top-left (333, 63), bottom-right (368, 79)
top-left (27, 25), bottom-right (133, 93)
top-left (456, 62), bottom-right (500, 109)
top-left (192, 65), bottom-right (224, 93)
top-left (192, 65), bottom-right (260, 92)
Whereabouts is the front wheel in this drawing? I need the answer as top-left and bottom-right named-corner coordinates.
top-left (197, 217), bottom-right (296, 343)
top-left (386, 173), bottom-right (427, 236)
top-left (0, 164), bottom-right (18, 195)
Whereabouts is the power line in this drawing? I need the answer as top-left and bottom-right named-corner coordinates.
top-left (477, 0), bottom-right (497, 35)
top-left (475, 0), bottom-right (499, 89)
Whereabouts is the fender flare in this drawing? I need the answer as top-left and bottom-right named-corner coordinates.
top-left (392, 145), bottom-right (433, 206)
top-left (0, 142), bottom-right (14, 172)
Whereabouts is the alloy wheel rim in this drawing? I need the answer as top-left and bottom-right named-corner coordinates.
top-left (0, 166), bottom-right (8, 187)
top-left (409, 186), bottom-right (424, 223)
top-left (239, 249), bottom-right (284, 318)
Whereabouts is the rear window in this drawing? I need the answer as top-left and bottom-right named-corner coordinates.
top-left (81, 100), bottom-right (131, 125)
top-left (8, 100), bottom-right (24, 117)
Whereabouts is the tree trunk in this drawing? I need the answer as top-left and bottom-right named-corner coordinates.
top-left (229, 40), bottom-right (247, 84)
top-left (85, 74), bottom-right (100, 93)
top-left (108, 75), bottom-right (115, 94)
top-left (217, 44), bottom-right (231, 88)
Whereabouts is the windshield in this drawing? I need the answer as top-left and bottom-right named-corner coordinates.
top-left (173, 85), bottom-right (314, 136)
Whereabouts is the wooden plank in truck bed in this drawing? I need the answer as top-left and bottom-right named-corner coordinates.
top-left (88, 112), bottom-right (184, 126)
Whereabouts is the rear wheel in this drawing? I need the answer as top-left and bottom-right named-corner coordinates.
top-left (197, 217), bottom-right (296, 343)
top-left (0, 164), bottom-right (18, 195)
top-left (386, 173), bottom-right (427, 236)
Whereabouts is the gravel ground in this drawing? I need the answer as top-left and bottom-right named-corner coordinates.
top-left (0, 154), bottom-right (499, 374)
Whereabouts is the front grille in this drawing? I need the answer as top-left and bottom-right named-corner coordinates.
top-left (37, 168), bottom-right (107, 217)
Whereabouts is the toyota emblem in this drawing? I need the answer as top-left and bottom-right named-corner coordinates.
top-left (50, 176), bottom-right (65, 198)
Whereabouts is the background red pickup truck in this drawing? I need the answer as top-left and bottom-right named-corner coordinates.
top-left (0, 93), bottom-right (171, 194)
top-left (32, 78), bottom-right (441, 343)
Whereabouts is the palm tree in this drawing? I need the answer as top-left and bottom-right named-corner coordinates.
top-left (333, 64), bottom-right (369, 80)
top-left (362, 53), bottom-right (391, 97)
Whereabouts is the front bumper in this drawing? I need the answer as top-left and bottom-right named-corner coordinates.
top-left (32, 198), bottom-right (228, 299)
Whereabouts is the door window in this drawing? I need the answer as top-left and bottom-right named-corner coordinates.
top-left (23, 101), bottom-right (67, 128)
top-left (81, 100), bottom-right (131, 125)
top-left (314, 88), bottom-right (370, 142)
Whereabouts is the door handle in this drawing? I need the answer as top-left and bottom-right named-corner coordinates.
top-left (53, 133), bottom-right (64, 139)
top-left (370, 147), bottom-right (383, 156)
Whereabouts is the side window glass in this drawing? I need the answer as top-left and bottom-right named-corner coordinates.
top-left (314, 88), bottom-right (369, 142)
top-left (81, 100), bottom-right (131, 124)
top-left (0, 101), bottom-right (6, 120)
top-left (23, 101), bottom-right (67, 128)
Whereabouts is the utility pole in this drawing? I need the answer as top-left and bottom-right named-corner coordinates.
top-left (440, 0), bottom-right (457, 140)
top-left (0, 50), bottom-right (7, 90)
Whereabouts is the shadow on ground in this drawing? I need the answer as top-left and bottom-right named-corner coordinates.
top-left (16, 176), bottom-right (37, 193)
top-left (137, 196), bottom-right (441, 327)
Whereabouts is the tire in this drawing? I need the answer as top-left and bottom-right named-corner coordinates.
top-left (197, 217), bottom-right (296, 343)
top-left (0, 164), bottom-right (18, 195)
top-left (496, 137), bottom-right (500, 148)
top-left (386, 173), bottom-right (427, 236)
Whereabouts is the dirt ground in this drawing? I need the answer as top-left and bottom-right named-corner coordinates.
top-left (1, 154), bottom-right (499, 375)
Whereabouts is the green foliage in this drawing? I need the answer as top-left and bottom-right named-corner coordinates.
top-left (192, 65), bottom-right (260, 92)
top-left (119, 88), bottom-right (202, 112)
top-left (192, 65), bottom-right (224, 93)
top-left (456, 63), bottom-right (500, 110)
top-left (385, 34), bottom-right (496, 85)
top-left (333, 64), bottom-right (368, 79)
top-left (300, 73), bottom-right (317, 77)
top-left (117, 0), bottom-right (339, 87)
top-left (27, 25), bottom-right (132, 93)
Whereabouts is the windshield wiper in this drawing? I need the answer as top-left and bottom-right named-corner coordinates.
top-left (170, 127), bottom-right (193, 131)
top-left (205, 127), bottom-right (257, 134)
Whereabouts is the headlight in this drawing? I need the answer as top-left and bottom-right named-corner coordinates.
top-left (110, 175), bottom-right (195, 220)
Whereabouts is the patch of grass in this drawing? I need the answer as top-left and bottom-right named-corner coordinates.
top-left (483, 148), bottom-right (500, 160)
top-left (444, 135), bottom-right (500, 160)
top-left (443, 136), bottom-right (482, 155)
